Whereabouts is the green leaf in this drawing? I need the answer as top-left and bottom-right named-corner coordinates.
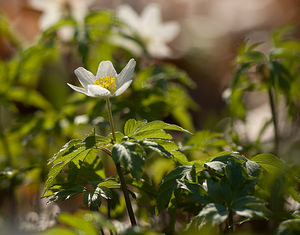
top-left (192, 203), bottom-right (229, 226)
top-left (49, 185), bottom-right (86, 202)
top-left (146, 139), bottom-right (188, 164)
top-left (58, 213), bottom-right (99, 235)
top-left (84, 187), bottom-right (102, 211)
top-left (97, 178), bottom-right (120, 189)
top-left (232, 196), bottom-right (270, 218)
top-left (204, 161), bottom-right (226, 175)
top-left (157, 165), bottom-right (194, 211)
top-left (276, 219), bottom-right (300, 235)
top-left (40, 227), bottom-right (77, 235)
top-left (187, 130), bottom-right (228, 150)
top-left (132, 129), bottom-right (172, 141)
top-left (206, 178), bottom-right (232, 205)
top-left (124, 119), bottom-right (147, 136)
top-left (251, 153), bottom-right (283, 173)
top-left (43, 131), bottom-right (106, 196)
top-left (112, 142), bottom-right (144, 178)
top-left (134, 120), bottom-right (191, 134)
top-left (245, 160), bottom-right (261, 177)
top-left (140, 140), bottom-right (172, 158)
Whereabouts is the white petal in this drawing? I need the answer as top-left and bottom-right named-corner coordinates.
top-left (29, 0), bottom-right (54, 10)
top-left (141, 3), bottom-right (161, 27)
top-left (67, 83), bottom-right (89, 96)
top-left (39, 11), bottom-right (61, 29)
top-left (96, 61), bottom-right (117, 80)
top-left (148, 41), bottom-right (171, 58)
top-left (74, 67), bottom-right (95, 88)
top-left (87, 85), bottom-right (112, 97)
top-left (58, 26), bottom-right (75, 42)
top-left (117, 58), bottom-right (136, 88)
top-left (110, 35), bottom-right (142, 56)
top-left (72, 0), bottom-right (91, 23)
top-left (114, 80), bottom-right (132, 96)
top-left (116, 4), bottom-right (140, 30)
top-left (159, 22), bottom-right (180, 42)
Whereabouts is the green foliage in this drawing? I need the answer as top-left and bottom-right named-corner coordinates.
top-left (227, 27), bottom-right (300, 150)
top-left (42, 119), bottom-right (188, 214)
top-left (158, 152), bottom-right (270, 231)
top-left (40, 211), bottom-right (116, 235)
top-left (276, 219), bottom-right (300, 235)
top-left (1, 5), bottom-right (300, 235)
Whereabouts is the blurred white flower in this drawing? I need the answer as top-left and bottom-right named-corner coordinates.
top-left (20, 198), bottom-right (60, 232)
top-left (74, 114), bottom-right (88, 125)
top-left (68, 59), bottom-right (136, 98)
top-left (115, 4), bottom-right (180, 58)
top-left (30, 0), bottom-right (94, 41)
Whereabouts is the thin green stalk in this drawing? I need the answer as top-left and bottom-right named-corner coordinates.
top-left (105, 98), bottom-right (137, 226)
top-left (106, 99), bottom-right (116, 142)
top-left (225, 209), bottom-right (234, 233)
top-left (268, 89), bottom-right (279, 156)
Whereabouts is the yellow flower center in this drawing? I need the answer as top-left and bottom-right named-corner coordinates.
top-left (94, 76), bottom-right (117, 94)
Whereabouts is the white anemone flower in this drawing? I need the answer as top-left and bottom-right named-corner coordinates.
top-left (115, 4), bottom-right (180, 58)
top-left (67, 59), bottom-right (136, 98)
top-left (30, 0), bottom-right (94, 41)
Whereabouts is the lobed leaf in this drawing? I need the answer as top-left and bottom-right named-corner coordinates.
top-left (112, 142), bottom-right (144, 178)
top-left (157, 165), bottom-right (195, 212)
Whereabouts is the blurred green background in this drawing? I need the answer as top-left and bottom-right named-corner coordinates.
top-left (0, 0), bottom-right (300, 234)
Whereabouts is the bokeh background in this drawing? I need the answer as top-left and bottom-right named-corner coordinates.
top-left (1, 0), bottom-right (300, 234)
top-left (1, 0), bottom-right (300, 130)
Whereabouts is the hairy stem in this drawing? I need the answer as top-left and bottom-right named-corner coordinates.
top-left (105, 98), bottom-right (137, 226)
top-left (268, 88), bottom-right (279, 156)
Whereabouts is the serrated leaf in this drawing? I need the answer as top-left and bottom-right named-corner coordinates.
top-left (232, 196), bottom-right (270, 218)
top-left (49, 185), bottom-right (86, 202)
top-left (146, 139), bottom-right (189, 164)
top-left (106, 131), bottom-right (124, 143)
top-left (112, 142), bottom-right (144, 178)
top-left (43, 132), bottom-right (104, 196)
top-left (157, 165), bottom-right (194, 211)
top-left (204, 161), bottom-right (226, 174)
top-left (44, 147), bottom-right (91, 196)
top-left (140, 140), bottom-right (172, 158)
top-left (251, 153), bottom-right (283, 173)
top-left (193, 203), bottom-right (229, 226)
top-left (245, 160), bottom-right (261, 177)
top-left (124, 119), bottom-right (147, 136)
top-left (148, 139), bottom-right (178, 151)
top-left (171, 151), bottom-right (189, 165)
top-left (84, 187), bottom-right (102, 211)
top-left (97, 178), bottom-right (120, 189)
top-left (132, 129), bottom-right (172, 141)
top-left (134, 120), bottom-right (191, 134)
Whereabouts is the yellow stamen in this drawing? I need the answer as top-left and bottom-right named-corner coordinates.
top-left (94, 76), bottom-right (116, 94)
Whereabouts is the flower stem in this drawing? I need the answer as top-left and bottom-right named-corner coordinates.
top-left (268, 88), bottom-right (279, 156)
top-left (106, 99), bottom-right (116, 142)
top-left (105, 98), bottom-right (137, 226)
